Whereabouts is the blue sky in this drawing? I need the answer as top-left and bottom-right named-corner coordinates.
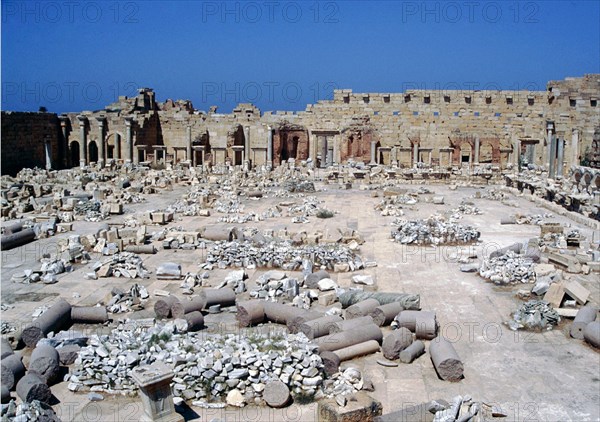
top-left (2, 1), bottom-right (599, 113)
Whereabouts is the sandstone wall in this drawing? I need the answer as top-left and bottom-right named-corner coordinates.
top-left (1, 112), bottom-right (61, 176)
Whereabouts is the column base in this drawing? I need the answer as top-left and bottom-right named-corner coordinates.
top-left (139, 411), bottom-right (184, 422)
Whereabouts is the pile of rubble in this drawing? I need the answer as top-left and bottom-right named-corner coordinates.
top-left (92, 252), bottom-right (151, 279)
top-left (218, 208), bottom-right (281, 224)
top-left (213, 198), bottom-right (245, 214)
top-left (74, 200), bottom-right (108, 222)
top-left (105, 284), bottom-right (149, 313)
top-left (479, 251), bottom-right (536, 285)
top-left (374, 194), bottom-right (418, 217)
top-left (11, 256), bottom-right (72, 285)
top-left (67, 320), bottom-right (327, 406)
top-left (283, 179), bottom-right (315, 193)
top-left (250, 270), bottom-right (300, 301)
top-left (0, 400), bottom-right (60, 421)
top-left (506, 300), bottom-right (560, 331)
top-left (205, 241), bottom-right (366, 272)
top-left (322, 367), bottom-right (368, 400)
top-left (390, 217), bottom-right (479, 245)
top-left (448, 202), bottom-right (482, 221)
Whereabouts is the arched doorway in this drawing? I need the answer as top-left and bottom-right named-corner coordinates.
top-left (106, 133), bottom-right (121, 159)
top-left (89, 141), bottom-right (98, 163)
top-left (70, 141), bottom-right (80, 166)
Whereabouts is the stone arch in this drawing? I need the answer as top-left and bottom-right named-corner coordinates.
top-left (105, 132), bottom-right (123, 160)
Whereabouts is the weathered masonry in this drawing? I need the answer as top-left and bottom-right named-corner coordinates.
top-left (2, 75), bottom-right (599, 176)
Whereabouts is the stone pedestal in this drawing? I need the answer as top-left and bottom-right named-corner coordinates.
top-left (131, 362), bottom-right (183, 422)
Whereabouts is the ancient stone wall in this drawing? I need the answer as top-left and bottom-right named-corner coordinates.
top-left (1, 112), bottom-right (61, 176)
top-left (2, 75), bottom-right (598, 174)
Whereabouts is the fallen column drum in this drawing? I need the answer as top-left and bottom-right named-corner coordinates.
top-left (21, 299), bottom-right (72, 348)
top-left (315, 323), bottom-right (383, 352)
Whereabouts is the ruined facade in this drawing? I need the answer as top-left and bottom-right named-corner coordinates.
top-left (2, 75), bottom-right (599, 176)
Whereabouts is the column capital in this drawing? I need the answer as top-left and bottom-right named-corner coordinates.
top-left (124, 116), bottom-right (134, 126)
top-left (59, 115), bottom-right (70, 126)
top-left (95, 115), bottom-right (106, 125)
top-left (546, 121), bottom-right (555, 131)
top-left (76, 114), bottom-right (87, 125)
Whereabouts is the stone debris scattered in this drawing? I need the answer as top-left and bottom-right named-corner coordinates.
top-left (0, 400), bottom-right (60, 421)
top-left (68, 320), bottom-right (329, 406)
top-left (391, 217), bottom-right (479, 245)
top-left (105, 284), bottom-right (149, 313)
top-left (206, 241), bottom-right (366, 272)
top-left (507, 300), bottom-right (561, 331)
top-left (479, 251), bottom-right (537, 285)
top-left (92, 252), bottom-right (151, 279)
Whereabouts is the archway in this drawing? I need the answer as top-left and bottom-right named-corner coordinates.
top-left (89, 141), bottom-right (98, 163)
top-left (105, 133), bottom-right (121, 159)
top-left (70, 141), bottom-right (80, 166)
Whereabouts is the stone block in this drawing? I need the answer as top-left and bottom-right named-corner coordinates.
top-left (318, 392), bottom-right (383, 422)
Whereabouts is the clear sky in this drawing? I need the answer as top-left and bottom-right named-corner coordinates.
top-left (2, 1), bottom-right (599, 114)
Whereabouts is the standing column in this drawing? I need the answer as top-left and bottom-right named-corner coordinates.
top-left (428, 150), bottom-right (432, 166)
top-left (557, 138), bottom-right (565, 177)
top-left (449, 150), bottom-right (453, 167)
top-left (267, 126), bottom-right (273, 169)
top-left (571, 128), bottom-right (580, 168)
top-left (244, 126), bottom-right (251, 168)
top-left (186, 125), bottom-right (192, 163)
top-left (513, 135), bottom-right (520, 167)
top-left (59, 116), bottom-right (70, 168)
top-left (332, 136), bottom-right (339, 165)
top-left (44, 136), bottom-right (52, 170)
top-left (370, 141), bottom-right (377, 164)
top-left (96, 116), bottom-right (105, 168)
top-left (413, 142), bottom-right (419, 167)
top-left (547, 121), bottom-right (556, 178)
top-left (474, 136), bottom-right (480, 164)
top-left (124, 117), bottom-right (133, 164)
top-left (114, 133), bottom-right (121, 160)
top-left (321, 136), bottom-right (328, 168)
top-left (77, 115), bottom-right (87, 167)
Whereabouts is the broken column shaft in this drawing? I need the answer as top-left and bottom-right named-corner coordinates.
top-left (315, 323), bottom-right (383, 352)
top-left (236, 300), bottom-right (265, 327)
top-left (370, 302), bottom-right (404, 326)
top-left (299, 315), bottom-right (343, 339)
top-left (21, 299), bottom-right (72, 348)
top-left (29, 344), bottom-right (60, 383)
top-left (71, 306), bottom-right (109, 324)
top-left (16, 373), bottom-right (51, 404)
top-left (429, 337), bottom-right (464, 382)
